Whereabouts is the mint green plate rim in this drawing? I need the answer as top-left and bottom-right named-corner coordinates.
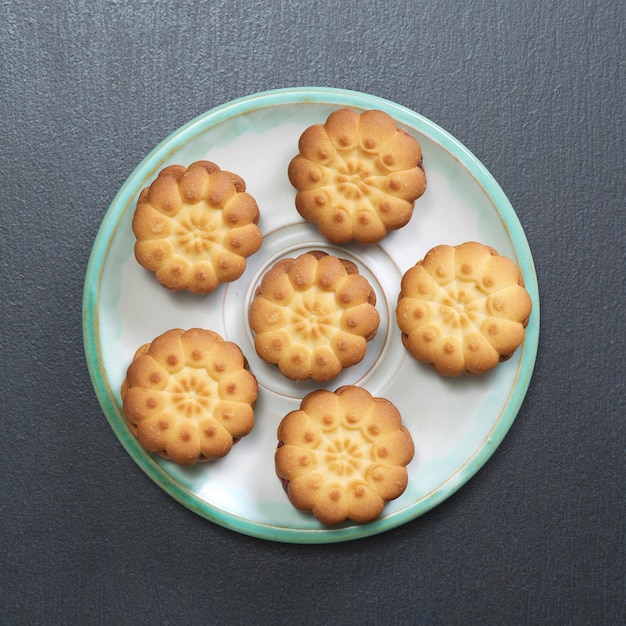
top-left (83, 87), bottom-right (540, 544)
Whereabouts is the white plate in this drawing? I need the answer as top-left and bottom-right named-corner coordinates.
top-left (83, 87), bottom-right (539, 543)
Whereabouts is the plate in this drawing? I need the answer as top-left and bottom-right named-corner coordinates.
top-left (83, 87), bottom-right (539, 543)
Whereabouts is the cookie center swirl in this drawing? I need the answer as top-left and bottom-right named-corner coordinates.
top-left (437, 282), bottom-right (488, 333)
top-left (171, 203), bottom-right (224, 257)
top-left (288, 290), bottom-right (342, 345)
top-left (168, 368), bottom-right (218, 417)
top-left (335, 158), bottom-right (375, 201)
top-left (324, 436), bottom-right (364, 477)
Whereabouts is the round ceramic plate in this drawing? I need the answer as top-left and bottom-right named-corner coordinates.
top-left (83, 87), bottom-right (539, 543)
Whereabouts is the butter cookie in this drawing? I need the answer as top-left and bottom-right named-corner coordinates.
top-left (121, 328), bottom-right (258, 465)
top-left (132, 160), bottom-right (262, 293)
top-left (288, 109), bottom-right (426, 244)
top-left (248, 251), bottom-right (380, 381)
top-left (275, 386), bottom-right (414, 525)
top-left (396, 242), bottom-right (532, 376)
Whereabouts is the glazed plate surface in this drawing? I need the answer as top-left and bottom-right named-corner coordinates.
top-left (83, 87), bottom-right (539, 543)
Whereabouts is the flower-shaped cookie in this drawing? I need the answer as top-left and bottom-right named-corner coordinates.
top-left (275, 386), bottom-right (414, 525)
top-left (248, 251), bottom-right (380, 381)
top-left (121, 328), bottom-right (258, 465)
top-left (288, 109), bottom-right (427, 244)
top-left (396, 241), bottom-right (533, 376)
top-left (132, 160), bottom-right (262, 293)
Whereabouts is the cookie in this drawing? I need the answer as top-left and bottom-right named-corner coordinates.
top-left (287, 108), bottom-right (427, 244)
top-left (248, 251), bottom-right (380, 381)
top-left (121, 328), bottom-right (258, 465)
top-left (395, 241), bottom-right (533, 376)
top-left (132, 160), bottom-right (262, 293)
top-left (275, 386), bottom-right (414, 525)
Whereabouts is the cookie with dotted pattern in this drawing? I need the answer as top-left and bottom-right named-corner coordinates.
top-left (132, 160), bottom-right (262, 293)
top-left (121, 328), bottom-right (258, 465)
top-left (395, 241), bottom-right (532, 376)
top-left (287, 108), bottom-right (427, 244)
top-left (275, 386), bottom-right (414, 525)
top-left (248, 250), bottom-right (380, 381)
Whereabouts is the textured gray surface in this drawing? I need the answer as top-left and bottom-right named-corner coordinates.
top-left (1, 1), bottom-right (624, 624)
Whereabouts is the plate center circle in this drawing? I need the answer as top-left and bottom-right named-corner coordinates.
top-left (222, 223), bottom-right (406, 400)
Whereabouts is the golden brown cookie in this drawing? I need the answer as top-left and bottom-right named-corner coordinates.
top-left (121, 328), bottom-right (258, 465)
top-left (248, 251), bottom-right (380, 381)
top-left (287, 108), bottom-right (427, 244)
top-left (396, 241), bottom-right (533, 376)
top-left (275, 386), bottom-right (414, 525)
top-left (132, 160), bottom-right (262, 293)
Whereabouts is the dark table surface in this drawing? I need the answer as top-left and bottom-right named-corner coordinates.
top-left (2, 1), bottom-right (624, 624)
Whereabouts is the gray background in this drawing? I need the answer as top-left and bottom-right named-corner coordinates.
top-left (1, 1), bottom-right (624, 624)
